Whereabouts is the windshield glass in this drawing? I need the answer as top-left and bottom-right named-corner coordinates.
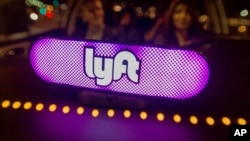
top-left (0, 0), bottom-right (249, 44)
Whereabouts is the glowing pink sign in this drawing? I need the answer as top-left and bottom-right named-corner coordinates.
top-left (30, 38), bottom-right (209, 99)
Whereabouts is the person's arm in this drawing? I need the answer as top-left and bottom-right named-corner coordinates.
top-left (143, 18), bottom-right (163, 42)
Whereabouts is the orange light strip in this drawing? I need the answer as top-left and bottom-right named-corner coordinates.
top-left (1, 99), bottom-right (248, 126)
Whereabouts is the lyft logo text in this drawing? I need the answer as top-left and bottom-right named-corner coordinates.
top-left (84, 47), bottom-right (140, 86)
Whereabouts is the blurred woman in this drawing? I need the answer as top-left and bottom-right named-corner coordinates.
top-left (154, 0), bottom-right (201, 48)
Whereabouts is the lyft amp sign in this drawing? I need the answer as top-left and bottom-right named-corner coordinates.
top-left (30, 38), bottom-right (209, 99)
top-left (85, 47), bottom-right (140, 86)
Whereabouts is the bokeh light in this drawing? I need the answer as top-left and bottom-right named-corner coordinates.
top-left (2, 99), bottom-right (250, 129)
top-left (35, 103), bottom-right (44, 111)
top-left (39, 7), bottom-right (46, 15)
top-left (149, 12), bottom-right (156, 19)
top-left (92, 109), bottom-right (99, 118)
top-left (124, 110), bottom-right (131, 118)
top-left (221, 117), bottom-right (231, 126)
top-left (62, 105), bottom-right (70, 114)
top-left (12, 101), bottom-right (21, 109)
top-left (30, 12), bottom-right (39, 21)
top-left (199, 15), bottom-right (208, 23)
top-left (1, 100), bottom-right (11, 108)
top-left (238, 25), bottom-right (247, 33)
top-left (156, 112), bottom-right (165, 121)
top-left (190, 115), bottom-right (198, 125)
top-left (26, 0), bottom-right (45, 8)
top-left (113, 4), bottom-right (122, 12)
top-left (148, 6), bottom-right (156, 19)
top-left (46, 11), bottom-right (54, 18)
top-left (240, 9), bottom-right (248, 17)
top-left (23, 101), bottom-right (32, 110)
top-left (46, 5), bottom-right (54, 12)
top-left (49, 104), bottom-right (57, 112)
top-left (53, 0), bottom-right (60, 7)
top-left (237, 117), bottom-right (247, 125)
top-left (107, 109), bottom-right (115, 118)
top-left (76, 106), bottom-right (84, 115)
top-left (173, 114), bottom-right (181, 123)
top-left (203, 24), bottom-right (209, 30)
top-left (140, 111), bottom-right (147, 120)
top-left (206, 116), bottom-right (215, 126)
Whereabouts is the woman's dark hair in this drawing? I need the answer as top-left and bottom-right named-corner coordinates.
top-left (162, 0), bottom-right (200, 43)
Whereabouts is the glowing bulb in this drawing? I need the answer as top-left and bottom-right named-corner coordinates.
top-left (206, 116), bottom-right (215, 126)
top-left (240, 10), bottom-right (248, 17)
top-left (92, 109), bottom-right (99, 117)
top-left (77, 107), bottom-right (84, 115)
top-left (1, 100), bottom-right (11, 108)
top-left (107, 109), bottom-right (115, 118)
top-left (113, 5), bottom-right (122, 12)
top-left (53, 0), bottom-right (60, 7)
top-left (39, 8), bottom-right (46, 15)
top-left (124, 110), bottom-right (131, 118)
top-left (140, 111), bottom-right (147, 120)
top-left (190, 115), bottom-right (198, 125)
top-left (238, 25), bottom-right (247, 33)
top-left (46, 5), bottom-right (54, 12)
top-left (12, 101), bottom-right (21, 109)
top-left (199, 15), bottom-right (208, 23)
top-left (30, 12), bottom-right (38, 21)
top-left (35, 103), bottom-right (44, 111)
top-left (46, 11), bottom-right (54, 18)
top-left (23, 102), bottom-right (32, 110)
top-left (49, 104), bottom-right (57, 112)
top-left (221, 117), bottom-right (231, 126)
top-left (203, 24), bottom-right (209, 30)
top-left (173, 114), bottom-right (181, 123)
top-left (62, 106), bottom-right (70, 114)
top-left (149, 12), bottom-right (156, 19)
top-left (156, 113), bottom-right (165, 121)
top-left (237, 118), bottom-right (247, 125)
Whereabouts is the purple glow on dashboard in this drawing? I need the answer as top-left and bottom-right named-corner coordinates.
top-left (30, 38), bottom-right (209, 99)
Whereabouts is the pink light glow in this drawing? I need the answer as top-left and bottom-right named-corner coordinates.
top-left (30, 38), bottom-right (209, 99)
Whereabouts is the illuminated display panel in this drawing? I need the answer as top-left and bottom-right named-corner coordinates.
top-left (30, 38), bottom-right (209, 99)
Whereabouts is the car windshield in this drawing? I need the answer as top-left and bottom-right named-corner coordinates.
top-left (0, 0), bottom-right (250, 45)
